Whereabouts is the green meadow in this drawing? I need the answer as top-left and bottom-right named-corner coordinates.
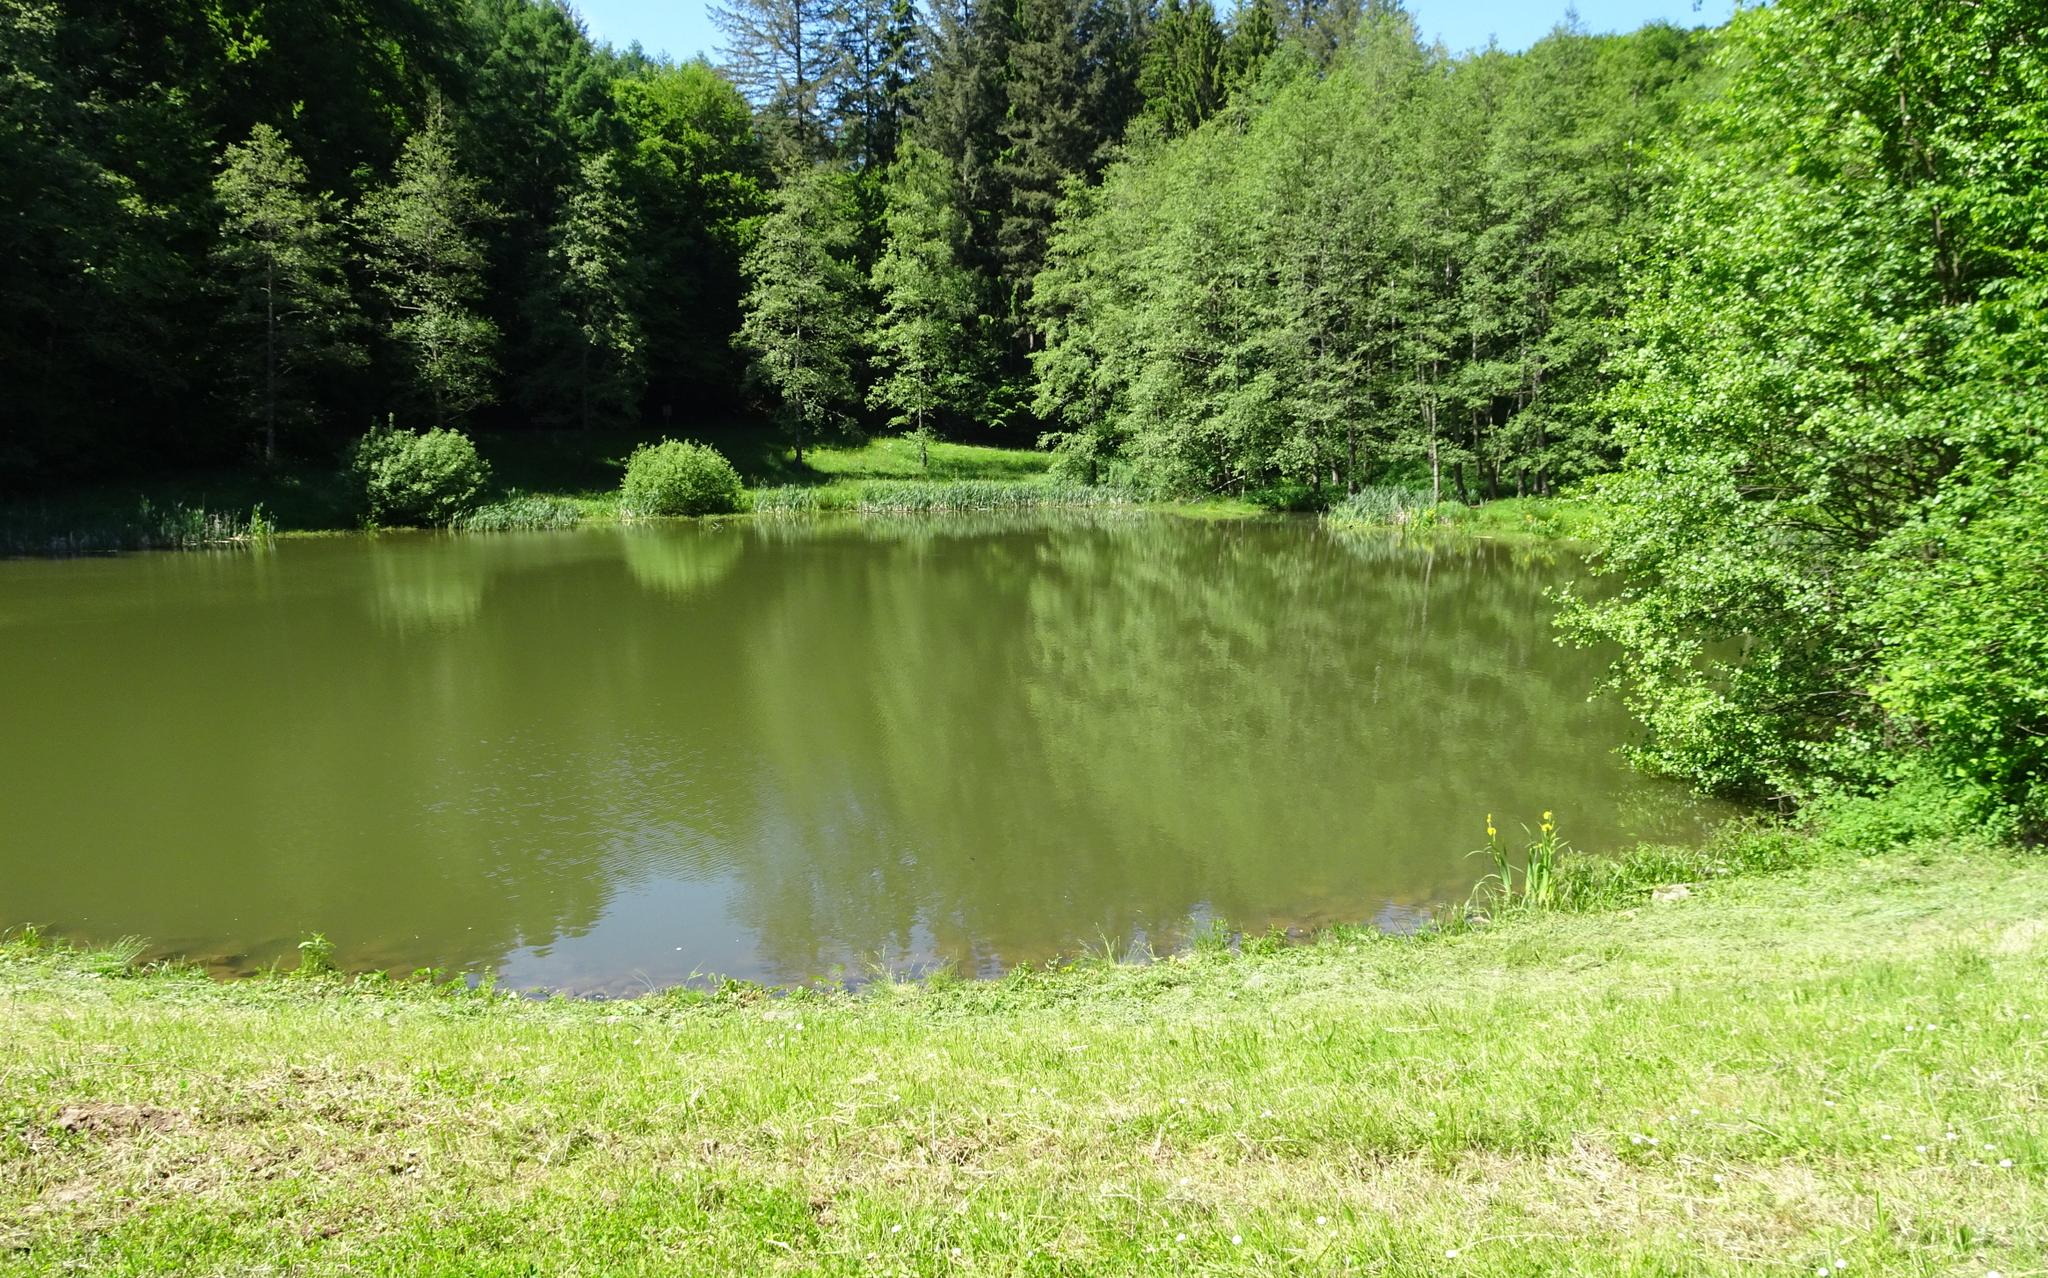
top-left (4, 827), bottom-right (2042, 1277)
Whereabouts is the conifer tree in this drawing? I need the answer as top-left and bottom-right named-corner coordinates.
top-left (713, 0), bottom-right (844, 167)
top-left (211, 124), bottom-right (363, 463)
top-left (358, 109), bottom-right (499, 426)
top-left (1225, 0), bottom-right (1278, 93)
top-left (525, 152), bottom-right (646, 430)
top-left (996, 0), bottom-right (1142, 346)
top-left (736, 166), bottom-right (865, 462)
top-left (869, 144), bottom-right (985, 463)
top-left (833, 0), bottom-right (925, 170)
top-left (1140, 0), bottom-right (1228, 136)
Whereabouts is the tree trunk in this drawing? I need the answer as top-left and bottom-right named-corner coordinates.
top-left (264, 257), bottom-right (277, 465)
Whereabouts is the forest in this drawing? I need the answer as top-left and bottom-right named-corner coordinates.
top-left (4, 0), bottom-right (2046, 831)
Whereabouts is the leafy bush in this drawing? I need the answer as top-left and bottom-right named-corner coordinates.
top-left (618, 439), bottom-right (743, 517)
top-left (349, 426), bottom-right (491, 526)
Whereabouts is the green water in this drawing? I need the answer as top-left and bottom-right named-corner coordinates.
top-left (0, 515), bottom-right (1716, 990)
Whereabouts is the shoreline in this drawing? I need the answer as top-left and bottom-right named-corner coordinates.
top-left (5, 819), bottom-right (2039, 1275)
top-left (0, 816), bottom-right (1881, 1002)
top-left (2, 433), bottom-right (1598, 557)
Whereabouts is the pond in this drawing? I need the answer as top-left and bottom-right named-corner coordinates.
top-left (0, 515), bottom-right (1719, 991)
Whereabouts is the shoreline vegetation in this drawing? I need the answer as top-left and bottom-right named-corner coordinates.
top-left (5, 807), bottom-right (2041, 1275)
top-left (0, 432), bottom-right (1593, 557)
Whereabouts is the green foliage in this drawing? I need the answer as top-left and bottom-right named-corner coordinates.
top-left (747, 484), bottom-right (825, 514)
top-left (211, 124), bottom-right (365, 462)
top-left (450, 495), bottom-right (589, 533)
top-left (851, 479), bottom-right (1127, 513)
top-left (619, 439), bottom-right (745, 517)
top-left (523, 152), bottom-right (646, 429)
top-left (6, 1), bottom-right (767, 483)
top-left (1473, 810), bottom-right (1567, 912)
top-left (1855, 459), bottom-right (2048, 826)
top-left (349, 425), bottom-right (492, 526)
top-left (868, 143), bottom-right (986, 452)
top-left (1324, 486), bottom-right (1439, 529)
top-left (1139, 0), bottom-right (1228, 136)
top-left (1224, 0), bottom-right (1278, 92)
top-left (613, 61), bottom-right (768, 408)
top-left (736, 165), bottom-right (865, 459)
top-left (1033, 17), bottom-right (1706, 501)
top-left (1562, 0), bottom-right (2048, 828)
top-left (294, 932), bottom-right (337, 977)
top-left (357, 106), bottom-right (500, 426)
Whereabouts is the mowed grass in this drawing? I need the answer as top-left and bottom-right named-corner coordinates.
top-left (2, 842), bottom-right (2044, 1275)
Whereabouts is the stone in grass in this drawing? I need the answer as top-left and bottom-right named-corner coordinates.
top-left (1652, 884), bottom-right (1692, 904)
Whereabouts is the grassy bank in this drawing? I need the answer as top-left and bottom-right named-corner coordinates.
top-left (0, 431), bottom-right (1072, 553)
top-left (4, 829), bottom-right (2042, 1276)
top-left (5, 431), bottom-right (1606, 554)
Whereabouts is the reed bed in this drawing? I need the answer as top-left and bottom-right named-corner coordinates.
top-left (448, 494), bottom-right (590, 532)
top-left (1, 500), bottom-right (274, 556)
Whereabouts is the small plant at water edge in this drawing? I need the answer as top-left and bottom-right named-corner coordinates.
top-left (295, 932), bottom-right (336, 977)
top-left (619, 439), bottom-right (743, 517)
top-left (1473, 810), bottom-right (1569, 912)
top-left (349, 424), bottom-right (491, 526)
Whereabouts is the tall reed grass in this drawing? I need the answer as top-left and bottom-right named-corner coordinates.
top-left (852, 480), bottom-right (1130, 513)
top-left (449, 495), bottom-right (588, 532)
top-left (1322, 485), bottom-right (1441, 530)
top-left (1, 500), bottom-right (275, 556)
top-left (749, 480), bottom-right (1131, 516)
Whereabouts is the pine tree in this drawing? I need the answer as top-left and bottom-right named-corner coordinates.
top-left (916, 0), bottom-right (1013, 234)
top-left (525, 152), bottom-right (646, 430)
top-left (1139, 0), bottom-right (1227, 136)
top-left (996, 0), bottom-right (1142, 342)
top-left (736, 166), bottom-right (865, 462)
top-left (869, 143), bottom-right (985, 463)
top-left (1225, 0), bottom-right (1278, 93)
top-left (833, 0), bottom-right (925, 170)
top-left (358, 108), bottom-right (499, 426)
top-left (211, 124), bottom-right (363, 463)
top-left (713, 0), bottom-right (845, 167)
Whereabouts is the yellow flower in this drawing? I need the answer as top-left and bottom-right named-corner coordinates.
top-left (1542, 810), bottom-right (1554, 823)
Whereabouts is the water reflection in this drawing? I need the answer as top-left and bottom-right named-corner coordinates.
top-left (0, 517), bottom-right (1720, 990)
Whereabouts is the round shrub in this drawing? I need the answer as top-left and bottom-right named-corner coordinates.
top-left (349, 426), bottom-right (492, 526)
top-left (619, 439), bottom-right (743, 517)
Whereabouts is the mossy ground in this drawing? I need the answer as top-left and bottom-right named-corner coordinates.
top-left (4, 835), bottom-right (2042, 1276)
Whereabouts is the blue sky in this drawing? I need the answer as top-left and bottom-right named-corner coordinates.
top-left (573, 0), bottom-right (1735, 65)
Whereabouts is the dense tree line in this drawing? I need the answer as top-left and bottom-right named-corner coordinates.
top-left (0, 0), bottom-right (1708, 493)
top-left (2, 0), bottom-right (764, 484)
top-left (1030, 12), bottom-right (1709, 499)
top-left (719, 0), bottom-right (1714, 494)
